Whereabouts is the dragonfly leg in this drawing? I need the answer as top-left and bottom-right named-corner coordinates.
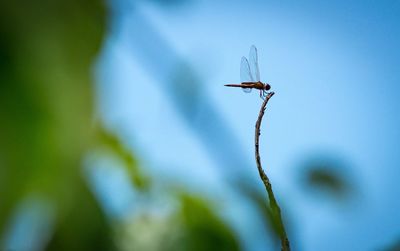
top-left (259, 90), bottom-right (269, 100)
top-left (259, 90), bottom-right (264, 100)
top-left (261, 90), bottom-right (268, 100)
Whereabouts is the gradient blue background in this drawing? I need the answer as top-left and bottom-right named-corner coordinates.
top-left (92, 0), bottom-right (400, 250)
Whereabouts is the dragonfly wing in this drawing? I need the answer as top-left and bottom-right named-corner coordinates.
top-left (240, 56), bottom-right (253, 82)
top-left (240, 56), bottom-right (253, 93)
top-left (242, 87), bottom-right (252, 93)
top-left (249, 45), bottom-right (260, 82)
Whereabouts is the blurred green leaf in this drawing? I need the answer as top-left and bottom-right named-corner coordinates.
top-left (177, 194), bottom-right (240, 251)
top-left (379, 237), bottom-right (400, 251)
top-left (46, 177), bottom-right (117, 251)
top-left (0, 0), bottom-right (111, 249)
top-left (114, 192), bottom-right (240, 251)
top-left (94, 125), bottom-right (151, 190)
top-left (239, 184), bottom-right (285, 246)
top-left (307, 168), bottom-right (346, 194)
top-left (297, 153), bottom-right (356, 201)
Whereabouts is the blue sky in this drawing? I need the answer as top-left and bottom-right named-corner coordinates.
top-left (94, 0), bottom-right (400, 250)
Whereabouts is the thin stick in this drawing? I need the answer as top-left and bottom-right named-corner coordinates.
top-left (255, 92), bottom-right (290, 251)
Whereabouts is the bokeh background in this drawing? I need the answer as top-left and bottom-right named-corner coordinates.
top-left (1, 0), bottom-right (400, 250)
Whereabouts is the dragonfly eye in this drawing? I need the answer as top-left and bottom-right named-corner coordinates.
top-left (265, 83), bottom-right (271, 90)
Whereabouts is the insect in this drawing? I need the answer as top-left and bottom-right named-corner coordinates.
top-left (225, 45), bottom-right (271, 99)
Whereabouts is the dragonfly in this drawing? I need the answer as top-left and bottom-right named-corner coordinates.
top-left (225, 45), bottom-right (271, 99)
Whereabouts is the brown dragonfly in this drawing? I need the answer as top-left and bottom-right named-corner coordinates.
top-left (225, 45), bottom-right (271, 98)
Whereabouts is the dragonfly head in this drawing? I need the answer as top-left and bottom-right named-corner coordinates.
top-left (264, 83), bottom-right (271, 91)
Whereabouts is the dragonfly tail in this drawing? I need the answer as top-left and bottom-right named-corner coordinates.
top-left (224, 84), bottom-right (243, 87)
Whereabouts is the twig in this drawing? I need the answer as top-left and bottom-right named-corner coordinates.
top-left (255, 92), bottom-right (290, 251)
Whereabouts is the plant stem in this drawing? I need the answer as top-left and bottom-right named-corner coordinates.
top-left (254, 92), bottom-right (290, 251)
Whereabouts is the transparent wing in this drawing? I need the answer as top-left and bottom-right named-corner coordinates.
top-left (240, 56), bottom-right (253, 82)
top-left (249, 45), bottom-right (260, 82)
top-left (240, 56), bottom-right (253, 93)
top-left (242, 86), bottom-right (252, 93)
